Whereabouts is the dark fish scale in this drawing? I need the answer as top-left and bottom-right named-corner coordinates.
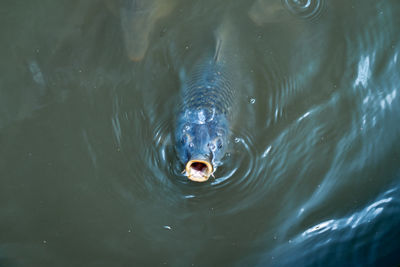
top-left (180, 61), bottom-right (234, 118)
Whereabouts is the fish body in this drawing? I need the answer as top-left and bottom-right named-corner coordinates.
top-left (175, 31), bottom-right (236, 182)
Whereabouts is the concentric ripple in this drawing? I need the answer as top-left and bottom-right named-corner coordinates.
top-left (283, 0), bottom-right (326, 21)
top-left (145, 113), bottom-right (264, 212)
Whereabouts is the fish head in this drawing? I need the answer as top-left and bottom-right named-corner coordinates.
top-left (175, 112), bottom-right (229, 182)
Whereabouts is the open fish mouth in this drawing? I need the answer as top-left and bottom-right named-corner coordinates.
top-left (185, 159), bottom-right (213, 182)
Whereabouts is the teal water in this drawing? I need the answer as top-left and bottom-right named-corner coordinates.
top-left (1, 0), bottom-right (399, 266)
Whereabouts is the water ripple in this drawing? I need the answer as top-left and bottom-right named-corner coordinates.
top-left (283, 0), bottom-right (326, 21)
top-left (301, 193), bottom-right (394, 239)
top-left (250, 181), bottom-right (400, 266)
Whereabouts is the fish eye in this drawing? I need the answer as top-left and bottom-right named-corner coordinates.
top-left (217, 139), bottom-right (223, 149)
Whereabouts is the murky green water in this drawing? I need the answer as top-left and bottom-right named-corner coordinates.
top-left (1, 0), bottom-right (400, 266)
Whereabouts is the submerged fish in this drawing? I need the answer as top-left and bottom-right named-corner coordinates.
top-left (248, 0), bottom-right (291, 25)
top-left (175, 21), bottom-right (237, 182)
top-left (119, 0), bottom-right (176, 61)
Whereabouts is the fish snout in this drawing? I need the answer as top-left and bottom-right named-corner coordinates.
top-left (185, 159), bottom-right (213, 182)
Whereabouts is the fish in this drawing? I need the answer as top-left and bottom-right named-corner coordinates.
top-left (119, 0), bottom-right (176, 61)
top-left (248, 0), bottom-right (325, 24)
top-left (248, 0), bottom-right (292, 25)
top-left (175, 19), bottom-right (237, 182)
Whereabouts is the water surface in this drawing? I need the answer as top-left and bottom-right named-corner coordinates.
top-left (1, 0), bottom-right (399, 266)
